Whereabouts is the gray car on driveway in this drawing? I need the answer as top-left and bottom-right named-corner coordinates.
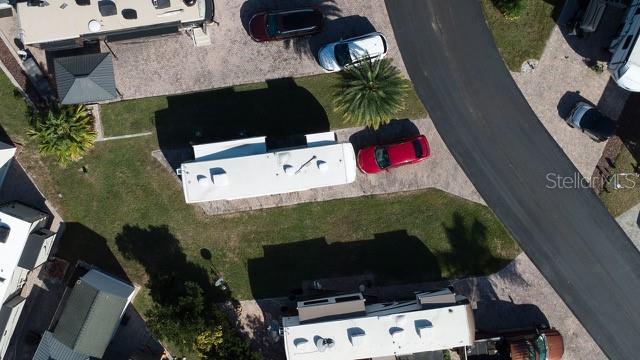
top-left (566, 102), bottom-right (616, 142)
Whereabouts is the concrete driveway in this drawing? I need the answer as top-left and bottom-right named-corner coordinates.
top-left (106, 0), bottom-right (406, 99)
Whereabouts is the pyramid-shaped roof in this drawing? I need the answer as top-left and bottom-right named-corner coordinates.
top-left (54, 53), bottom-right (117, 104)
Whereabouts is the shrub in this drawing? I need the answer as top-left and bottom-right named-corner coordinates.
top-left (493, 0), bottom-right (525, 19)
top-left (28, 104), bottom-right (96, 165)
top-left (333, 57), bottom-right (409, 130)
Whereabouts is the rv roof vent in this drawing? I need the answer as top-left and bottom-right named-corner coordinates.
top-left (415, 319), bottom-right (433, 337)
top-left (315, 337), bottom-right (335, 352)
top-left (0, 226), bottom-right (9, 243)
top-left (389, 327), bottom-right (404, 338)
top-left (348, 327), bottom-right (366, 346)
top-left (293, 338), bottom-right (308, 349)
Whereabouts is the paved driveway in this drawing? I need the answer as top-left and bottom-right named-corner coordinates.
top-left (106, 0), bottom-right (406, 99)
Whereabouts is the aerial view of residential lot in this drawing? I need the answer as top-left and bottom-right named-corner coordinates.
top-left (0, 0), bottom-right (640, 359)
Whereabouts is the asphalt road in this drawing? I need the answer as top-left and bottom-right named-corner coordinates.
top-left (385, 1), bottom-right (640, 358)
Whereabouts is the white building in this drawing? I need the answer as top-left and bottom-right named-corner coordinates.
top-left (16, 0), bottom-right (213, 49)
top-left (179, 132), bottom-right (357, 203)
top-left (0, 202), bottom-right (56, 359)
top-left (282, 289), bottom-right (475, 360)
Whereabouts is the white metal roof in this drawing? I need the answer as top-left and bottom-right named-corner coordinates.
top-left (180, 135), bottom-right (356, 203)
top-left (282, 303), bottom-right (474, 360)
top-left (0, 142), bottom-right (15, 189)
top-left (17, 0), bottom-right (205, 45)
top-left (0, 208), bottom-right (41, 303)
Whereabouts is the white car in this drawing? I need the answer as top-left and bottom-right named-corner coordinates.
top-left (317, 32), bottom-right (387, 72)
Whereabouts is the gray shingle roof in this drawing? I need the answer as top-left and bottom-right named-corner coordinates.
top-left (32, 331), bottom-right (92, 360)
top-left (51, 271), bottom-right (131, 358)
top-left (54, 53), bottom-right (117, 104)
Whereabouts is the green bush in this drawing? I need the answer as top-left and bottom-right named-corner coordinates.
top-left (28, 104), bottom-right (96, 166)
top-left (493, 0), bottom-right (525, 19)
top-left (333, 57), bottom-right (409, 130)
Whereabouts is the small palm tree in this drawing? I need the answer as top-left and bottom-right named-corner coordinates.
top-left (28, 104), bottom-right (97, 166)
top-left (334, 57), bottom-right (409, 129)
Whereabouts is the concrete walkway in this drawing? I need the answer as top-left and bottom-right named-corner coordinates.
top-left (616, 203), bottom-right (640, 250)
top-left (154, 118), bottom-right (483, 215)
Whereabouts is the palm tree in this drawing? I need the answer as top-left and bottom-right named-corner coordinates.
top-left (333, 57), bottom-right (409, 129)
top-left (28, 104), bottom-right (97, 166)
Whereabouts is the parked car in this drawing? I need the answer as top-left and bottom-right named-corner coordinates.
top-left (566, 102), bottom-right (616, 142)
top-left (249, 8), bottom-right (323, 42)
top-left (317, 32), bottom-right (387, 72)
top-left (357, 135), bottom-right (430, 174)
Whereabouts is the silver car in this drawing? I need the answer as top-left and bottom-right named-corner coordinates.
top-left (566, 102), bottom-right (616, 142)
top-left (317, 32), bottom-right (387, 72)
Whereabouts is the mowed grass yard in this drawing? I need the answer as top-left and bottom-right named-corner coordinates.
top-left (481, 0), bottom-right (562, 71)
top-left (101, 72), bottom-right (426, 138)
top-left (600, 146), bottom-right (640, 217)
top-left (0, 72), bottom-right (519, 312)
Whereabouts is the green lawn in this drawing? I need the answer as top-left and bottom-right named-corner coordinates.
top-left (101, 72), bottom-right (426, 138)
top-left (0, 71), bottom-right (518, 311)
top-left (481, 0), bottom-right (562, 71)
top-left (600, 146), bottom-right (640, 217)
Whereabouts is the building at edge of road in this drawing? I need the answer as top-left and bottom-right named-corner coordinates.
top-left (281, 289), bottom-right (475, 360)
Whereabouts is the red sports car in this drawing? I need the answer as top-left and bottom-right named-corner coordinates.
top-left (249, 8), bottom-right (323, 42)
top-left (357, 135), bottom-right (431, 174)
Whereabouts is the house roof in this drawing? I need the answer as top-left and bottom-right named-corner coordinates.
top-left (54, 53), bottom-right (117, 105)
top-left (52, 269), bottom-right (134, 358)
top-left (32, 331), bottom-right (92, 360)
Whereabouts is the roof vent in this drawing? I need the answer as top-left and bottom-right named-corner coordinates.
top-left (317, 160), bottom-right (328, 172)
top-left (415, 319), bottom-right (433, 337)
top-left (197, 175), bottom-right (210, 186)
top-left (293, 338), bottom-right (308, 349)
top-left (314, 336), bottom-right (335, 352)
top-left (348, 327), bottom-right (365, 346)
top-left (210, 168), bottom-right (229, 186)
top-left (284, 164), bottom-right (295, 175)
top-left (0, 226), bottom-right (9, 243)
top-left (389, 327), bottom-right (404, 339)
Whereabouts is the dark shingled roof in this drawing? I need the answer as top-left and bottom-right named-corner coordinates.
top-left (51, 274), bottom-right (130, 358)
top-left (54, 53), bottom-right (117, 104)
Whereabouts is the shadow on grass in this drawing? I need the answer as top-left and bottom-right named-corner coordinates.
top-left (115, 224), bottom-right (230, 306)
top-left (55, 222), bottom-right (131, 283)
top-left (442, 212), bottom-right (512, 277)
top-left (247, 230), bottom-right (442, 299)
top-left (154, 77), bottom-right (329, 152)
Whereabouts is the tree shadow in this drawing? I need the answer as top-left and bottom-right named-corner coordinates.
top-left (239, 0), bottom-right (342, 58)
top-left (551, 0), bottom-right (625, 61)
top-left (55, 222), bottom-right (131, 283)
top-left (154, 77), bottom-right (329, 167)
top-left (442, 212), bottom-right (512, 278)
top-left (115, 224), bottom-right (229, 306)
top-left (348, 118), bottom-right (420, 152)
top-left (247, 230), bottom-right (442, 299)
top-left (614, 92), bottom-right (640, 164)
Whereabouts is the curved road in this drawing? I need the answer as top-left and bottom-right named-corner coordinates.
top-left (385, 1), bottom-right (640, 358)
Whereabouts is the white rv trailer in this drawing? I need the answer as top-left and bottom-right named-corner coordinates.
top-left (179, 132), bottom-right (357, 203)
top-left (609, 0), bottom-right (640, 91)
